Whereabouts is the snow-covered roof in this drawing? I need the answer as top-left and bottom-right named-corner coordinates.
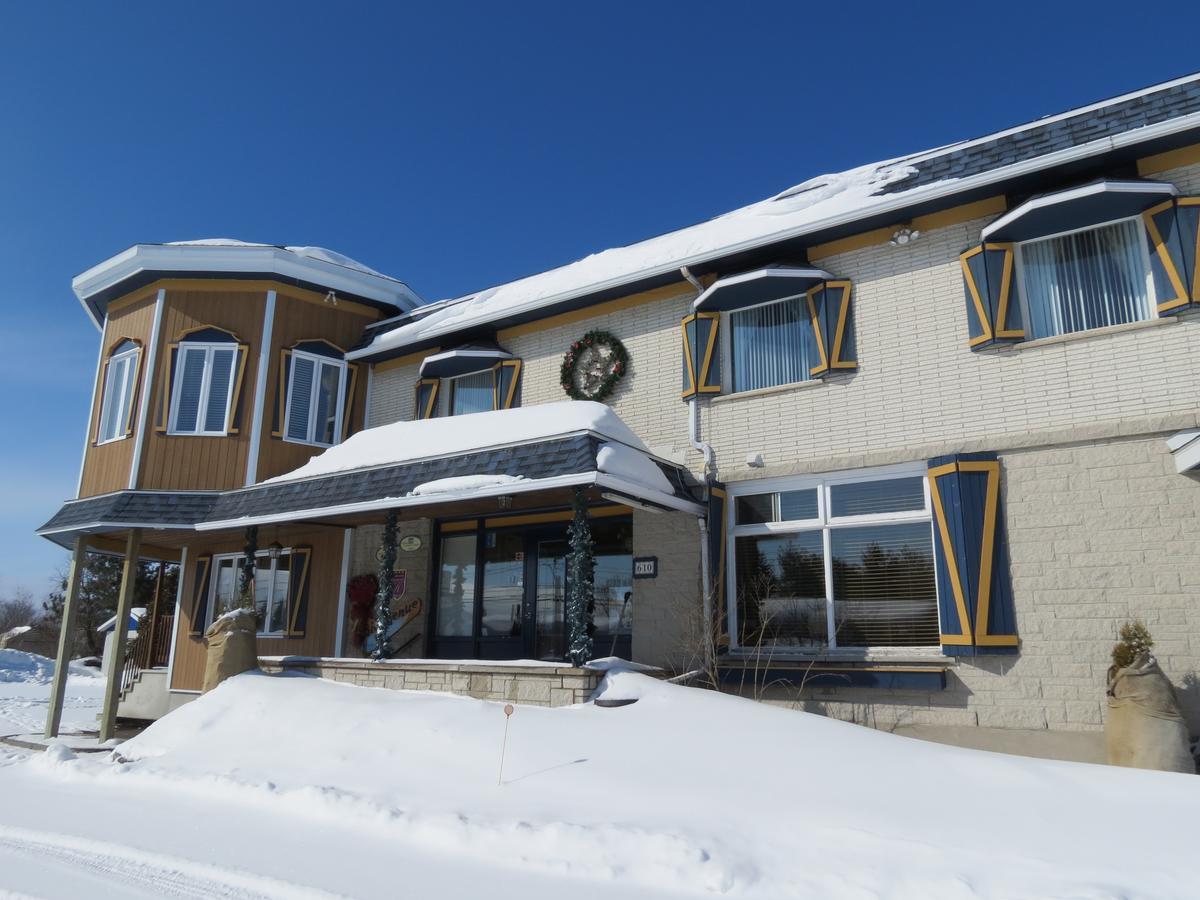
top-left (263, 401), bottom-right (652, 485)
top-left (351, 72), bottom-right (1200, 360)
top-left (73, 240), bottom-right (422, 330)
top-left (96, 608), bottom-right (147, 634)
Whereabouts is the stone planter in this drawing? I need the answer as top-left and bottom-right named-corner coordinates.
top-left (202, 609), bottom-right (259, 693)
top-left (1105, 653), bottom-right (1194, 774)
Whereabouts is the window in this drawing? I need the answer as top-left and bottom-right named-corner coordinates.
top-left (449, 369), bottom-right (495, 416)
top-left (729, 468), bottom-right (939, 652)
top-left (285, 350), bottom-right (347, 446)
top-left (727, 295), bottom-right (815, 392)
top-left (1017, 217), bottom-right (1155, 340)
top-left (169, 343), bottom-right (240, 435)
top-left (210, 549), bottom-right (292, 636)
top-left (97, 340), bottom-right (140, 444)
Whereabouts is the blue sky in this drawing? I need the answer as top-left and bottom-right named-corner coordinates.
top-left (0, 1), bottom-right (1194, 598)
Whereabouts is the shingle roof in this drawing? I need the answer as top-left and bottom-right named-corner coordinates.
top-left (882, 78), bottom-right (1200, 194)
top-left (38, 491), bottom-right (221, 534)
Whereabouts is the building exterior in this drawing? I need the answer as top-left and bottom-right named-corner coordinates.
top-left (39, 74), bottom-right (1200, 759)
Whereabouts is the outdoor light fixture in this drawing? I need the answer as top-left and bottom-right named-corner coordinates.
top-left (267, 541), bottom-right (284, 562)
top-left (889, 225), bottom-right (920, 246)
top-left (497, 495), bottom-right (513, 510)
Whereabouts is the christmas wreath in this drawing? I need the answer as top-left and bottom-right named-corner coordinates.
top-left (560, 330), bottom-right (629, 402)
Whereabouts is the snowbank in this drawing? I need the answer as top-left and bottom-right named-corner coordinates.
top-left (34, 670), bottom-right (1195, 898)
top-left (0, 650), bottom-right (104, 738)
top-left (264, 401), bottom-right (653, 484)
top-left (0, 650), bottom-right (100, 686)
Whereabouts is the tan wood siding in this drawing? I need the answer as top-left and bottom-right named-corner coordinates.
top-left (135, 288), bottom-right (267, 491)
top-left (78, 289), bottom-right (160, 497)
top-left (255, 289), bottom-right (377, 482)
top-left (170, 526), bottom-right (346, 691)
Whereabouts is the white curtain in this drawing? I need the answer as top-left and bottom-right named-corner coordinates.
top-left (730, 297), bottom-right (810, 392)
top-left (1021, 219), bottom-right (1150, 339)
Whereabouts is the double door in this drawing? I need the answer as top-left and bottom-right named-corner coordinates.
top-left (431, 518), bottom-right (633, 661)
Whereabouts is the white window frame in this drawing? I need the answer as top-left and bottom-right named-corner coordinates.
top-left (96, 344), bottom-right (140, 445)
top-left (208, 548), bottom-right (292, 637)
top-left (1013, 214), bottom-right (1158, 340)
top-left (720, 292), bottom-right (815, 395)
top-left (283, 349), bottom-right (348, 447)
top-left (167, 342), bottom-right (240, 436)
top-left (446, 367), bottom-right (496, 417)
top-left (726, 462), bottom-right (939, 656)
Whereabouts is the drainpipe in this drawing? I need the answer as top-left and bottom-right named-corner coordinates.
top-left (681, 265), bottom-right (717, 671)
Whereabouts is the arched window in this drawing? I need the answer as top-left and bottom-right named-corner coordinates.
top-left (159, 327), bottom-right (249, 436)
top-left (96, 339), bottom-right (141, 444)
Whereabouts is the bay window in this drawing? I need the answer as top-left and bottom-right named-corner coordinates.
top-left (728, 468), bottom-right (939, 652)
top-left (1017, 217), bottom-right (1155, 340)
top-left (97, 340), bottom-right (140, 444)
top-left (727, 295), bottom-right (815, 393)
top-left (285, 349), bottom-right (347, 446)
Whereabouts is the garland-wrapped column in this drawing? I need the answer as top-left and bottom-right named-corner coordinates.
top-left (238, 525), bottom-right (258, 616)
top-left (373, 511), bottom-right (398, 660)
top-left (566, 487), bottom-right (595, 666)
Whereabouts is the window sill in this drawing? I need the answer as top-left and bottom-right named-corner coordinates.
top-left (94, 435), bottom-right (130, 447)
top-left (282, 436), bottom-right (334, 449)
top-left (723, 648), bottom-right (951, 666)
top-left (710, 378), bottom-right (823, 405)
top-left (1010, 315), bottom-right (1176, 352)
top-left (166, 431), bottom-right (231, 438)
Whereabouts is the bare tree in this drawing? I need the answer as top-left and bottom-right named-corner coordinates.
top-left (0, 589), bottom-right (38, 634)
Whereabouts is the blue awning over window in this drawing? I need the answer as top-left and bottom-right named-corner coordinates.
top-left (419, 343), bottom-right (513, 378)
top-left (981, 180), bottom-right (1177, 243)
top-left (693, 266), bottom-right (832, 312)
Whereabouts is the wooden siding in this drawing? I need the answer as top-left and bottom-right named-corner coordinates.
top-left (169, 525), bottom-right (346, 692)
top-left (78, 288), bottom-right (160, 497)
top-left (135, 287), bottom-right (267, 491)
top-left (255, 289), bottom-right (377, 482)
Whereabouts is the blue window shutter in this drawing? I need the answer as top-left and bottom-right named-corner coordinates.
top-left (681, 315), bottom-right (698, 399)
top-left (706, 482), bottom-right (730, 654)
top-left (1143, 198), bottom-right (1198, 315)
top-left (342, 363), bottom-right (359, 440)
top-left (806, 280), bottom-right (857, 377)
top-left (960, 244), bottom-right (1024, 349)
top-left (415, 378), bottom-right (439, 419)
top-left (495, 359), bottom-right (522, 409)
top-left (188, 555), bottom-right (213, 637)
top-left (287, 547), bottom-right (312, 637)
top-left (287, 354), bottom-right (315, 440)
top-left (927, 453), bottom-right (1018, 655)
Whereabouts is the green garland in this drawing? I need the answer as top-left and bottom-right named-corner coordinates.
top-left (560, 330), bottom-right (629, 401)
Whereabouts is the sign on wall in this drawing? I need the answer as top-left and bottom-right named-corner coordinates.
top-left (633, 557), bottom-right (658, 579)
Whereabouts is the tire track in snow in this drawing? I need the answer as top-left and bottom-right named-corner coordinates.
top-left (0, 825), bottom-right (349, 900)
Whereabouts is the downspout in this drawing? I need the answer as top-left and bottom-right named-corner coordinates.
top-left (681, 265), bottom-right (717, 671)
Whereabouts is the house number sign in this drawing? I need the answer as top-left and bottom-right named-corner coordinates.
top-left (633, 557), bottom-right (658, 579)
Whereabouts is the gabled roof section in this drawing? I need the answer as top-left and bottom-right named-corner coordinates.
top-left (351, 72), bottom-right (1200, 362)
top-left (73, 239), bottom-right (423, 330)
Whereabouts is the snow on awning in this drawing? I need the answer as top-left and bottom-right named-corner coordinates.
top-left (692, 266), bottom-right (833, 312)
top-left (197, 402), bottom-right (702, 529)
top-left (418, 344), bottom-right (513, 378)
top-left (981, 180), bottom-right (1177, 243)
top-left (1167, 429), bottom-right (1200, 474)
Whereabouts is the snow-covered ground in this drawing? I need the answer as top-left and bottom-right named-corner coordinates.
top-left (0, 654), bottom-right (1197, 899)
top-left (0, 648), bottom-right (103, 738)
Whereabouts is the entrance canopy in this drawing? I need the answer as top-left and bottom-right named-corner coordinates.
top-left (37, 402), bottom-right (703, 547)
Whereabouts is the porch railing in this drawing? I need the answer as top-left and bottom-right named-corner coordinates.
top-left (120, 613), bottom-right (174, 698)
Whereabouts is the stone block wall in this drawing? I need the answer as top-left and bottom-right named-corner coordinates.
top-left (259, 657), bottom-right (602, 707)
top-left (630, 508), bottom-right (703, 670)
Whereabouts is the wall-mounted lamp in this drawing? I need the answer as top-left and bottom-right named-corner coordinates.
top-left (267, 541), bottom-right (284, 562)
top-left (889, 225), bottom-right (921, 246)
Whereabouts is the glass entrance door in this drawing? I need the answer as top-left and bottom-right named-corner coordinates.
top-left (430, 516), bottom-right (634, 661)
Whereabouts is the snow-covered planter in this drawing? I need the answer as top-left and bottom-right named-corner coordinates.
top-left (201, 607), bottom-right (259, 693)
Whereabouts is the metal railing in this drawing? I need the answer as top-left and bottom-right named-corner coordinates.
top-left (120, 613), bottom-right (174, 698)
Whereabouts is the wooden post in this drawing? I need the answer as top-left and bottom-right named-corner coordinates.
top-left (44, 536), bottom-right (90, 739)
top-left (98, 529), bottom-right (142, 743)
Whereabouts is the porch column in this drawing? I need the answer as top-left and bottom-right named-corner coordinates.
top-left (373, 510), bottom-right (398, 660)
top-left (566, 487), bottom-right (596, 666)
top-left (44, 536), bottom-right (90, 739)
top-left (98, 529), bottom-right (142, 743)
